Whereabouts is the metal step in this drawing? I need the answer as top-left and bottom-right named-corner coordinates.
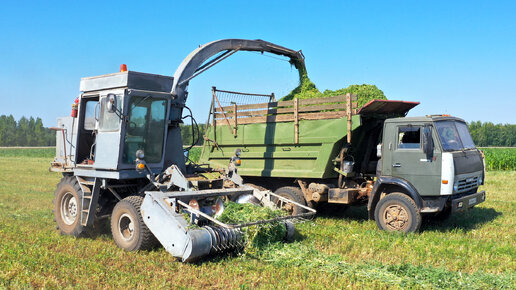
top-left (80, 180), bottom-right (95, 186)
top-left (75, 176), bottom-right (100, 227)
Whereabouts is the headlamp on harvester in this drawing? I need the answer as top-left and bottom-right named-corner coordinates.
top-left (135, 150), bottom-right (146, 172)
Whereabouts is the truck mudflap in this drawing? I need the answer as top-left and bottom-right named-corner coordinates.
top-left (451, 190), bottom-right (486, 213)
top-left (141, 187), bottom-right (315, 262)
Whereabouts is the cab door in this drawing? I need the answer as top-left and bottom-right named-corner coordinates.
top-left (388, 123), bottom-right (440, 196)
top-left (93, 94), bottom-right (123, 169)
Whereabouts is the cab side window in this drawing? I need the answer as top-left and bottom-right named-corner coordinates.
top-left (99, 95), bottom-right (121, 131)
top-left (398, 126), bottom-right (421, 149)
top-left (83, 100), bottom-right (97, 130)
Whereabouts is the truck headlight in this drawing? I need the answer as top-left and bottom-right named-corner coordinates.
top-left (453, 184), bottom-right (458, 192)
top-left (136, 149), bottom-right (145, 159)
top-left (478, 178), bottom-right (482, 186)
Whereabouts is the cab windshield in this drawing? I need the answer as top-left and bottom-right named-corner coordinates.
top-left (435, 120), bottom-right (476, 151)
top-left (123, 96), bottom-right (167, 163)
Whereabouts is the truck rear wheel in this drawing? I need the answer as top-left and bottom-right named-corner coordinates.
top-left (374, 192), bottom-right (421, 233)
top-left (53, 176), bottom-right (85, 237)
top-left (274, 186), bottom-right (306, 216)
top-left (111, 196), bottom-right (157, 251)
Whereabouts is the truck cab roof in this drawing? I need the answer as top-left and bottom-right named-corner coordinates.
top-left (384, 115), bottom-right (466, 124)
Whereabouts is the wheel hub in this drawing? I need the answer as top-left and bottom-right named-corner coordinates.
top-left (119, 213), bottom-right (135, 241)
top-left (384, 205), bottom-right (409, 231)
top-left (61, 192), bottom-right (78, 225)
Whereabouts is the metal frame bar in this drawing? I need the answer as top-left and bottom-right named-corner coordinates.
top-left (213, 88), bottom-right (275, 98)
top-left (175, 190), bottom-right (316, 229)
top-left (212, 90), bottom-right (234, 135)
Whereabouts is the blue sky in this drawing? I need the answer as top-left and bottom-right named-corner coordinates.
top-left (1, 0), bottom-right (515, 126)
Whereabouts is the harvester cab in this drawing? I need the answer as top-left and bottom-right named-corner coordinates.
top-left (50, 39), bottom-right (315, 262)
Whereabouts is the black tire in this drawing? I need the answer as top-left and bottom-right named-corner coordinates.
top-left (53, 175), bottom-right (86, 237)
top-left (111, 196), bottom-right (157, 251)
top-left (274, 186), bottom-right (306, 216)
top-left (374, 192), bottom-right (421, 233)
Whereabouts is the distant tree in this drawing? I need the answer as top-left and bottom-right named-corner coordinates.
top-left (2, 115), bottom-right (17, 146)
top-left (16, 117), bottom-right (29, 146)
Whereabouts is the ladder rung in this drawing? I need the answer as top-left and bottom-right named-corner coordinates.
top-left (83, 196), bottom-right (92, 199)
top-left (82, 209), bottom-right (89, 213)
top-left (80, 181), bottom-right (95, 186)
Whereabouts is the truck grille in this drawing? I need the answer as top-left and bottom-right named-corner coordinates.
top-left (456, 176), bottom-right (478, 192)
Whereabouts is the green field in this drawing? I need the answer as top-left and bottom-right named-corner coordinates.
top-left (481, 148), bottom-right (516, 171)
top-left (0, 148), bottom-right (515, 288)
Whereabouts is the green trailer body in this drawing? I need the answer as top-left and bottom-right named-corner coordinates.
top-left (200, 115), bottom-right (362, 178)
top-left (199, 94), bottom-right (412, 179)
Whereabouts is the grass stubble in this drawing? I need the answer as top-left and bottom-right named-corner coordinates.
top-left (0, 148), bottom-right (514, 288)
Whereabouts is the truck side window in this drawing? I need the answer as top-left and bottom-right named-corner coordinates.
top-left (83, 100), bottom-right (97, 130)
top-left (398, 126), bottom-right (421, 149)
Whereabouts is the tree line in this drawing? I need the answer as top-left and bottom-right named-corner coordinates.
top-left (0, 115), bottom-right (514, 147)
top-left (468, 121), bottom-right (516, 147)
top-left (0, 115), bottom-right (55, 146)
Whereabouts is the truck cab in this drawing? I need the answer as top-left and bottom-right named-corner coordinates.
top-left (369, 115), bottom-right (486, 231)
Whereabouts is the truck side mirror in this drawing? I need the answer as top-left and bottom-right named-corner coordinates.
top-left (423, 125), bottom-right (434, 157)
top-left (107, 94), bottom-right (117, 113)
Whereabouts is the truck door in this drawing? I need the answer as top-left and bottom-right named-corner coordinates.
top-left (385, 123), bottom-right (441, 196)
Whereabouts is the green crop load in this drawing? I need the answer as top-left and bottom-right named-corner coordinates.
top-left (281, 59), bottom-right (387, 108)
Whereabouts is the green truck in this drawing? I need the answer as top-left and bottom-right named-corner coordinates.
top-left (199, 91), bottom-right (486, 232)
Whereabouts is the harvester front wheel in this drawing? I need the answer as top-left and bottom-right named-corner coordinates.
top-left (274, 186), bottom-right (306, 216)
top-left (111, 196), bottom-right (157, 251)
top-left (53, 175), bottom-right (85, 237)
top-left (374, 192), bottom-right (421, 233)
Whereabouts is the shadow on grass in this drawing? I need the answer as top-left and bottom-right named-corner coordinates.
top-left (316, 203), bottom-right (369, 221)
top-left (313, 203), bottom-right (501, 233)
top-left (422, 207), bottom-right (502, 232)
top-left (82, 218), bottom-right (112, 239)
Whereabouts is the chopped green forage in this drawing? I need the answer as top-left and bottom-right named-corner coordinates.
top-left (282, 59), bottom-right (387, 108)
top-left (217, 202), bottom-right (287, 255)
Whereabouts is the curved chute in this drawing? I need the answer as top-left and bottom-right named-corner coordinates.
top-left (171, 39), bottom-right (305, 103)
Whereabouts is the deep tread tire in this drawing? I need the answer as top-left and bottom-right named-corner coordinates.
top-left (274, 186), bottom-right (306, 216)
top-left (111, 196), bottom-right (157, 251)
top-left (53, 175), bottom-right (86, 237)
top-left (374, 192), bottom-right (421, 233)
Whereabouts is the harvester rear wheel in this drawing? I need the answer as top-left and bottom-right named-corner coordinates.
top-left (374, 192), bottom-right (421, 233)
top-left (274, 186), bottom-right (306, 216)
top-left (111, 196), bottom-right (157, 251)
top-left (53, 175), bottom-right (85, 237)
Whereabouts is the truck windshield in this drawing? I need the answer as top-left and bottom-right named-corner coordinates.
top-left (435, 120), bottom-right (476, 151)
top-left (123, 96), bottom-right (167, 163)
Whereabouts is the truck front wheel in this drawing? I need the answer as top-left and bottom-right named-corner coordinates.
top-left (111, 196), bottom-right (157, 251)
top-left (374, 192), bottom-right (421, 233)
